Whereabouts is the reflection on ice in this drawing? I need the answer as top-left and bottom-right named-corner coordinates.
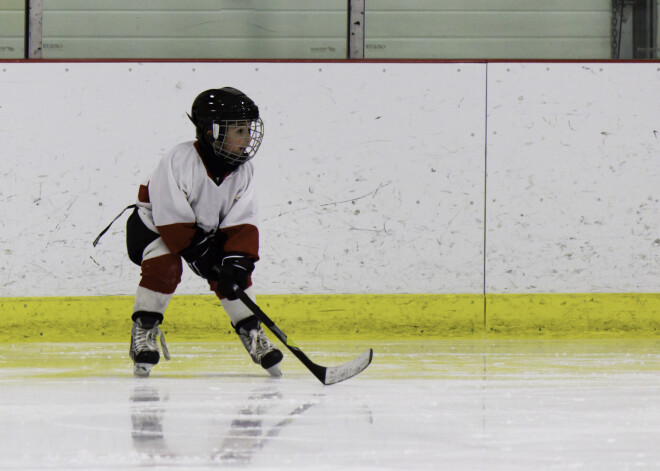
top-left (124, 377), bottom-right (329, 468)
top-left (217, 388), bottom-right (315, 464)
top-left (0, 340), bottom-right (659, 470)
top-left (130, 382), bottom-right (171, 458)
top-left (129, 378), bottom-right (320, 466)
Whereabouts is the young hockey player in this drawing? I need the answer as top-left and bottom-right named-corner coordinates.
top-left (125, 87), bottom-right (283, 378)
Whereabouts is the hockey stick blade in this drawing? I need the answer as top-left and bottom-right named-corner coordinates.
top-left (234, 287), bottom-right (373, 385)
top-left (323, 348), bottom-right (373, 385)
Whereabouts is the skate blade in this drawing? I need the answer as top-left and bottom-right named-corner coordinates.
top-left (265, 363), bottom-right (282, 377)
top-left (133, 363), bottom-right (154, 378)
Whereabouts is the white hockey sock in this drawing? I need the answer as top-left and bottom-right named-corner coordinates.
top-left (221, 285), bottom-right (257, 326)
top-left (133, 286), bottom-right (173, 315)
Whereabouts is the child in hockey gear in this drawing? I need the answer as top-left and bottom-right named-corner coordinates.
top-left (126, 87), bottom-right (282, 377)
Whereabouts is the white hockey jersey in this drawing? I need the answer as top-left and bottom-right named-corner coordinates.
top-left (135, 141), bottom-right (259, 260)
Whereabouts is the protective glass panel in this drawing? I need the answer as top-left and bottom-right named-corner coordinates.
top-left (363, 0), bottom-right (655, 60)
top-left (0, 0), bottom-right (25, 59)
top-left (40, 0), bottom-right (347, 59)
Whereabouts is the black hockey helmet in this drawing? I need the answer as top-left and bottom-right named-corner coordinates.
top-left (188, 87), bottom-right (264, 166)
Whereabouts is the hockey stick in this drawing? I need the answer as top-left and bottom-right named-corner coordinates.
top-left (234, 287), bottom-right (373, 385)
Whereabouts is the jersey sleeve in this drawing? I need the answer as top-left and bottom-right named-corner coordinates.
top-left (149, 151), bottom-right (197, 254)
top-left (219, 163), bottom-right (260, 261)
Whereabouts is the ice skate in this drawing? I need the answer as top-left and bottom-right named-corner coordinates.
top-left (129, 317), bottom-right (170, 377)
top-left (234, 316), bottom-right (283, 377)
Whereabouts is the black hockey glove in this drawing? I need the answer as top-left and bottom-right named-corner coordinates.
top-left (180, 228), bottom-right (225, 280)
top-left (214, 255), bottom-right (255, 300)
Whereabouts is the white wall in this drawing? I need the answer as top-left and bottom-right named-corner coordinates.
top-left (0, 62), bottom-right (486, 297)
top-left (487, 63), bottom-right (660, 293)
top-left (0, 61), bottom-right (657, 298)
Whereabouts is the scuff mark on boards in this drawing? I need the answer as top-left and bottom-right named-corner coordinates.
top-left (321, 181), bottom-right (392, 207)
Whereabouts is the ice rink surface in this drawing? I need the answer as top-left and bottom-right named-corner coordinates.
top-left (0, 339), bottom-right (659, 471)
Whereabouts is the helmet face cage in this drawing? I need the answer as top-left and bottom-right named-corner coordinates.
top-left (210, 118), bottom-right (264, 166)
top-left (190, 87), bottom-right (264, 166)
